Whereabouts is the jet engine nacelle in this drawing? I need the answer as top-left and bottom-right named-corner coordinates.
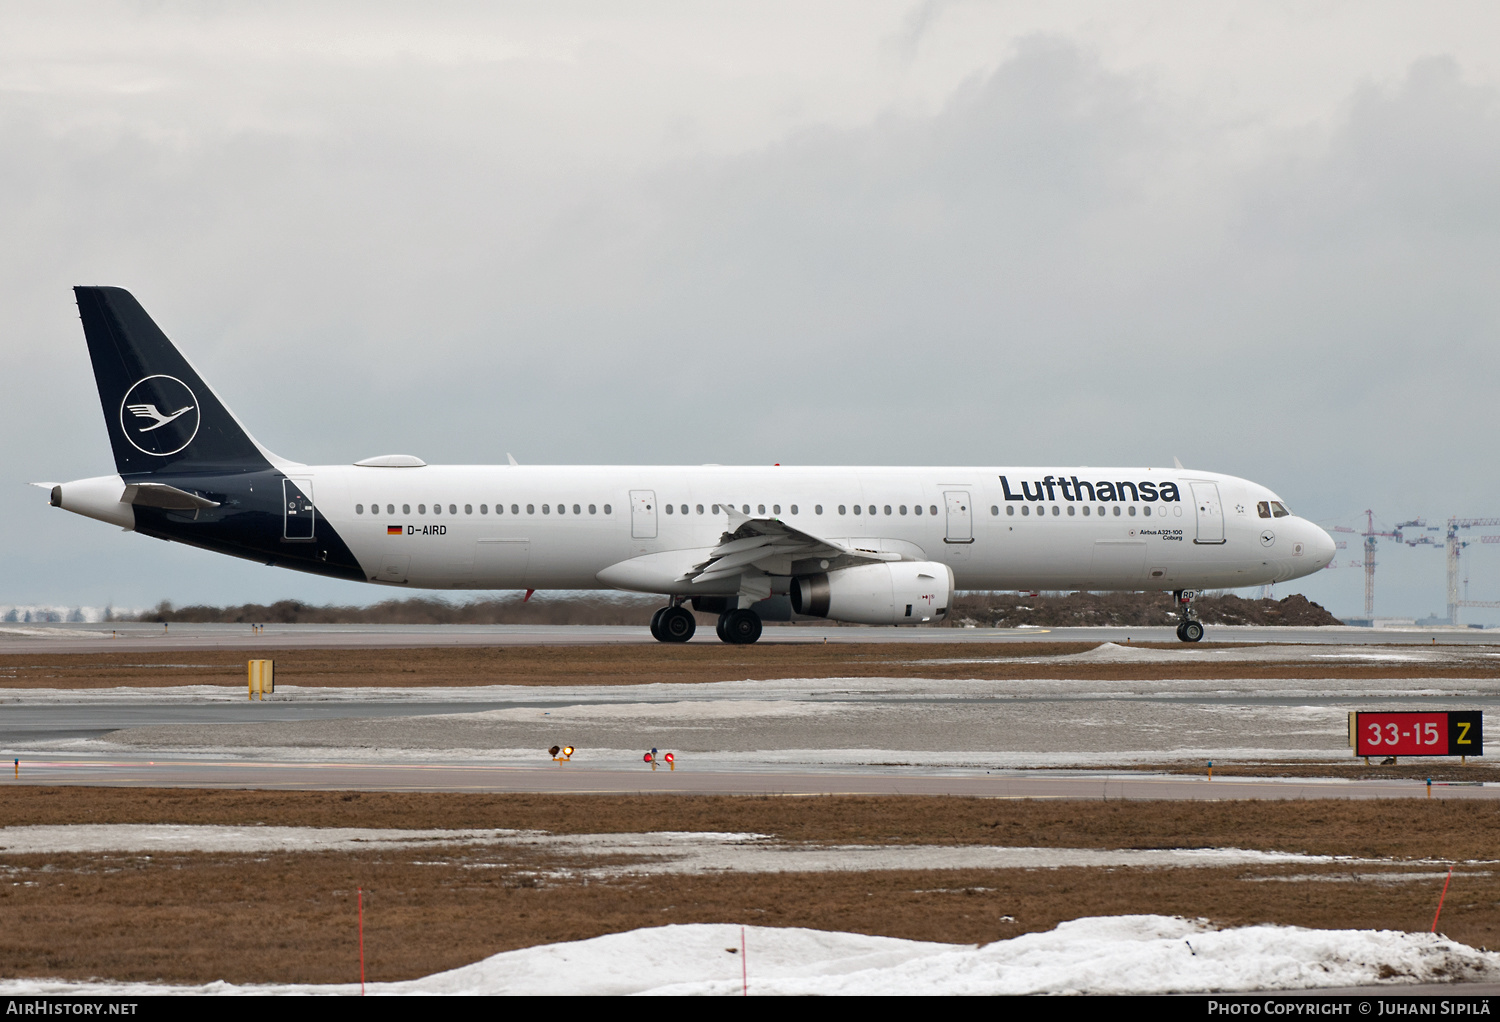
top-left (789, 561), bottom-right (954, 625)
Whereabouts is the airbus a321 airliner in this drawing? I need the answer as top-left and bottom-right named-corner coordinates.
top-left (44, 287), bottom-right (1336, 643)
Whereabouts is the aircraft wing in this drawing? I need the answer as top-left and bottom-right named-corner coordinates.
top-left (680, 508), bottom-right (900, 587)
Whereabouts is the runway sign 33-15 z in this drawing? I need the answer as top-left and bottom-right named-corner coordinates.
top-left (1350, 711), bottom-right (1483, 758)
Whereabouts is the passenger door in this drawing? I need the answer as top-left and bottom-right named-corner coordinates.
top-left (282, 478), bottom-right (315, 541)
top-left (944, 491), bottom-right (973, 544)
top-left (630, 490), bottom-right (658, 540)
top-left (1191, 482), bottom-right (1226, 545)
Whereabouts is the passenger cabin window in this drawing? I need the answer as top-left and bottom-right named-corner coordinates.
top-left (914, 505), bottom-right (923, 516)
top-left (665, 504), bottom-right (673, 514)
top-left (758, 504), bottom-right (766, 515)
top-left (387, 504), bottom-right (395, 515)
top-left (838, 505), bottom-right (846, 515)
top-left (356, 504), bottom-right (363, 514)
top-left (815, 505), bottom-right (823, 515)
top-left (742, 505), bottom-right (750, 515)
top-left (526, 504), bottom-right (534, 514)
top-left (480, 504), bottom-right (488, 514)
top-left (603, 504), bottom-right (612, 514)
top-left (990, 506), bottom-right (998, 516)
top-left (1067, 505), bottom-right (1075, 516)
top-left (883, 505), bottom-right (892, 515)
top-left (1007, 506), bottom-right (1015, 516)
top-left (465, 504), bottom-right (473, 515)
top-left (590, 504), bottom-right (598, 514)
top-left (1022, 505), bottom-right (1030, 516)
top-left (402, 504), bottom-right (411, 515)
top-left (773, 505), bottom-right (780, 515)
top-left (853, 505), bottom-right (862, 515)
top-left (696, 505), bottom-right (703, 514)
top-left (512, 504), bottom-right (520, 515)
top-left (449, 504), bottom-right (457, 515)
top-left (929, 505), bottom-right (937, 516)
top-left (790, 505), bottom-right (798, 515)
top-left (418, 504), bottom-right (427, 514)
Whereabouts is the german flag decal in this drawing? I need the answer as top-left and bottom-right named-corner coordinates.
top-left (387, 525), bottom-right (402, 535)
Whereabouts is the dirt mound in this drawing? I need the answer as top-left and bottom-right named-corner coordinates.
top-left (950, 591), bottom-right (1341, 628)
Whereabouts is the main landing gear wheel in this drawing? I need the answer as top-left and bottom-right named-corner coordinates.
top-left (657, 605), bottom-right (696, 643)
top-left (649, 607), bottom-right (666, 641)
top-left (1176, 620), bottom-right (1204, 642)
top-left (718, 609), bottom-right (763, 645)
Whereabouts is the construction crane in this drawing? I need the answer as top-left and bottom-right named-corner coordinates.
top-left (1400, 518), bottom-right (1500, 624)
top-left (1444, 519), bottom-right (1500, 624)
top-left (1351, 512), bottom-right (1420, 621)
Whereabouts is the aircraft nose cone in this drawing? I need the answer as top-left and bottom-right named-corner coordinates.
top-left (1311, 525), bottom-right (1336, 567)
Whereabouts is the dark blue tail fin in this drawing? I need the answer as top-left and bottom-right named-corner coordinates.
top-left (75, 286), bottom-right (273, 477)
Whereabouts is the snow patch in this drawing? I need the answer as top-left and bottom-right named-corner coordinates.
top-left (1, 917), bottom-right (1496, 995)
top-left (0, 824), bottom-right (1361, 876)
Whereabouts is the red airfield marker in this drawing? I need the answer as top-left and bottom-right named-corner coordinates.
top-left (1431, 865), bottom-right (1454, 933)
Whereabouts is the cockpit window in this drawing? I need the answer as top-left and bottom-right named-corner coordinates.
top-left (1257, 501), bottom-right (1271, 519)
top-left (1271, 501), bottom-right (1290, 518)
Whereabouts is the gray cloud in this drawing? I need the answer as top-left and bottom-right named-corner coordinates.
top-left (4, 9), bottom-right (1499, 619)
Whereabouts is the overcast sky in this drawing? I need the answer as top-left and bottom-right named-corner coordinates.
top-left (5, 1), bottom-right (1500, 621)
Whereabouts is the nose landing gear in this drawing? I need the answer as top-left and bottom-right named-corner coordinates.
top-left (1174, 590), bottom-right (1204, 642)
top-left (650, 602), bottom-right (697, 643)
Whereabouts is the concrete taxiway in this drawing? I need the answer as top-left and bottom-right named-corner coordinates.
top-left (4, 631), bottom-right (1495, 794)
top-left (8, 756), bottom-right (1496, 800)
top-left (4, 621), bottom-right (1500, 654)
top-left (3, 642), bottom-right (1497, 781)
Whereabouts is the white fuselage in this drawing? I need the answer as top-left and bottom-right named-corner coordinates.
top-left (281, 464), bottom-right (1335, 593)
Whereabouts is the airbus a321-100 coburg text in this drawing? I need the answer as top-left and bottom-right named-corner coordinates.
top-left (42, 287), bottom-right (1336, 643)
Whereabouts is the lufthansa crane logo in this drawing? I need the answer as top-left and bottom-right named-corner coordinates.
top-left (119, 375), bottom-right (200, 456)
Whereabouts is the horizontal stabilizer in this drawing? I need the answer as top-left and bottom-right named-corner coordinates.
top-left (121, 482), bottom-right (220, 510)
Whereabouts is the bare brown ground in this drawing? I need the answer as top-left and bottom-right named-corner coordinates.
top-left (2, 789), bottom-right (1497, 984)
top-left (5, 857), bottom-right (1496, 985)
top-left (3, 788), bottom-right (1498, 859)
top-left (1120, 761), bottom-right (1500, 783)
top-left (3, 642), bottom-right (1497, 688)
